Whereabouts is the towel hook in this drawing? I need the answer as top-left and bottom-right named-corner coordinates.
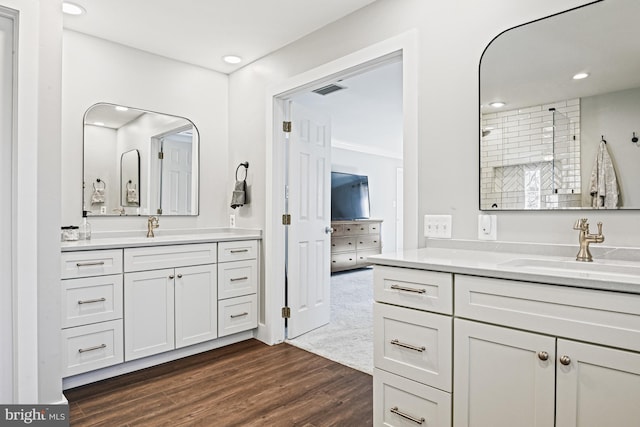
top-left (235, 161), bottom-right (249, 181)
top-left (93, 178), bottom-right (106, 191)
top-left (601, 135), bottom-right (607, 144)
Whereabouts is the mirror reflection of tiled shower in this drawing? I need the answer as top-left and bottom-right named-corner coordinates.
top-left (480, 99), bottom-right (580, 209)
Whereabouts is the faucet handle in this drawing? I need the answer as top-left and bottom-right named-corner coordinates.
top-left (573, 218), bottom-right (588, 230)
top-left (596, 221), bottom-right (603, 235)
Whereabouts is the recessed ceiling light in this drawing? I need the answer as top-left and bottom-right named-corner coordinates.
top-left (489, 101), bottom-right (506, 108)
top-left (573, 72), bottom-right (589, 80)
top-left (115, 106), bottom-right (129, 112)
top-left (93, 122), bottom-right (105, 127)
top-left (222, 55), bottom-right (242, 64)
top-left (62, 2), bottom-right (86, 16)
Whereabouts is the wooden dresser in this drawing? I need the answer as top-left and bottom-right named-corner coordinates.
top-left (330, 219), bottom-right (382, 272)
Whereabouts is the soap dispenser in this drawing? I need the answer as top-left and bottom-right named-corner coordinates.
top-left (79, 210), bottom-right (91, 240)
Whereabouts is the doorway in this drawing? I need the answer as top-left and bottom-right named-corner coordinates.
top-left (260, 30), bottom-right (419, 349)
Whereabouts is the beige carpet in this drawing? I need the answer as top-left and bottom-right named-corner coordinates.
top-left (286, 268), bottom-right (373, 375)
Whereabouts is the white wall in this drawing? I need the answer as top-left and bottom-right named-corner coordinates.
top-left (62, 30), bottom-right (230, 233)
top-left (228, 0), bottom-right (640, 247)
top-left (581, 87), bottom-right (640, 208)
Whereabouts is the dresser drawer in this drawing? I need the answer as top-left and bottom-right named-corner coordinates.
top-left (357, 235), bottom-right (380, 249)
top-left (374, 368), bottom-right (451, 427)
top-left (374, 266), bottom-right (453, 315)
top-left (331, 253), bottom-right (357, 270)
top-left (356, 249), bottom-right (379, 266)
top-left (218, 240), bottom-right (258, 263)
top-left (62, 275), bottom-right (123, 328)
top-left (218, 259), bottom-right (257, 300)
top-left (124, 243), bottom-right (217, 272)
top-left (218, 294), bottom-right (257, 337)
top-left (369, 223), bottom-right (381, 234)
top-left (61, 249), bottom-right (123, 279)
top-left (61, 319), bottom-right (124, 377)
top-left (455, 274), bottom-right (640, 352)
top-left (331, 236), bottom-right (356, 253)
top-left (374, 303), bottom-right (452, 392)
top-left (331, 224), bottom-right (345, 236)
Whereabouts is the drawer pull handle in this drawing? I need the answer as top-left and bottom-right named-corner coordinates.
top-left (78, 344), bottom-right (107, 354)
top-left (78, 297), bottom-right (106, 305)
top-left (230, 312), bottom-right (249, 318)
top-left (390, 407), bottom-right (425, 425)
top-left (230, 276), bottom-right (249, 282)
top-left (560, 355), bottom-right (571, 366)
top-left (230, 249), bottom-right (249, 253)
top-left (390, 284), bottom-right (426, 294)
top-left (391, 339), bottom-right (426, 352)
top-left (538, 351), bottom-right (549, 361)
top-left (76, 261), bottom-right (105, 267)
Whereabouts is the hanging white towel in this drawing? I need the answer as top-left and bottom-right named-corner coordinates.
top-left (91, 188), bottom-right (105, 204)
top-left (589, 140), bottom-right (619, 209)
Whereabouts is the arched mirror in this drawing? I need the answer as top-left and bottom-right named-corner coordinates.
top-left (480, 0), bottom-right (640, 210)
top-left (83, 103), bottom-right (199, 216)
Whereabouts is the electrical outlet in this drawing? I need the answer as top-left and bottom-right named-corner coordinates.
top-left (229, 214), bottom-right (236, 228)
top-left (424, 214), bottom-right (452, 238)
top-left (478, 214), bottom-right (497, 240)
top-left (100, 206), bottom-right (106, 215)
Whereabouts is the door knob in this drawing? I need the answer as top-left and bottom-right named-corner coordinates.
top-left (325, 226), bottom-right (334, 234)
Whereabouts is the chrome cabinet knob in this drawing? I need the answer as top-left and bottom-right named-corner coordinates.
top-left (169, 274), bottom-right (175, 280)
top-left (537, 351), bottom-right (549, 361)
top-left (177, 274), bottom-right (182, 278)
top-left (559, 355), bottom-right (571, 366)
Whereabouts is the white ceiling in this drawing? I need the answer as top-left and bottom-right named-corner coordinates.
top-left (62, 0), bottom-right (378, 74)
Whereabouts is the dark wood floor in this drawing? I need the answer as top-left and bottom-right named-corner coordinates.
top-left (65, 339), bottom-right (373, 426)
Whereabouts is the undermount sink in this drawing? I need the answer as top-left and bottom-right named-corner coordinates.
top-left (499, 258), bottom-right (640, 277)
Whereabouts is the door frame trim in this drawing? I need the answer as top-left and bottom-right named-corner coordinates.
top-left (259, 30), bottom-right (419, 345)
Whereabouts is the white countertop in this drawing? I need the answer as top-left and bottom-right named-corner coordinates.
top-left (368, 247), bottom-right (640, 294)
top-left (61, 228), bottom-right (261, 251)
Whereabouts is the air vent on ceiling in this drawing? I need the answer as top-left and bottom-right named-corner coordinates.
top-left (312, 83), bottom-right (346, 96)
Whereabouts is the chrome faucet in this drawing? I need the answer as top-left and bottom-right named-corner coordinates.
top-left (147, 216), bottom-right (159, 238)
top-left (573, 218), bottom-right (604, 262)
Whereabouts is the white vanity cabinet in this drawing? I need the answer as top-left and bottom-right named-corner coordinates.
top-left (60, 249), bottom-right (124, 376)
top-left (123, 244), bottom-right (217, 361)
top-left (217, 240), bottom-right (258, 337)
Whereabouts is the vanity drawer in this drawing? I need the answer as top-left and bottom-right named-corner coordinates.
top-left (61, 249), bottom-right (123, 279)
top-left (218, 294), bottom-right (257, 337)
top-left (124, 243), bottom-right (217, 272)
top-left (217, 240), bottom-right (258, 263)
top-left (331, 236), bottom-right (356, 252)
top-left (374, 368), bottom-right (451, 427)
top-left (331, 253), bottom-right (357, 270)
top-left (455, 275), bottom-right (640, 352)
top-left (218, 259), bottom-right (257, 300)
top-left (61, 319), bottom-right (124, 377)
top-left (62, 275), bottom-right (123, 328)
top-left (374, 266), bottom-right (453, 315)
top-left (357, 235), bottom-right (380, 249)
top-left (374, 302), bottom-right (452, 392)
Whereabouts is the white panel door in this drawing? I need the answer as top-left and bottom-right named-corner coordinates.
top-left (161, 138), bottom-right (192, 215)
top-left (287, 101), bottom-right (332, 339)
top-left (453, 319), bottom-right (555, 427)
top-left (174, 264), bottom-right (217, 348)
top-left (0, 10), bottom-right (14, 403)
top-left (556, 339), bottom-right (640, 427)
top-left (124, 268), bottom-right (175, 361)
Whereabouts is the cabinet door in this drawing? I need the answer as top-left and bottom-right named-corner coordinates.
top-left (453, 319), bottom-right (555, 427)
top-left (556, 339), bottom-right (640, 427)
top-left (124, 269), bottom-right (174, 361)
top-left (175, 264), bottom-right (218, 348)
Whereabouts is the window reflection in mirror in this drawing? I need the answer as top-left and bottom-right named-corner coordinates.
top-left (83, 103), bottom-right (199, 216)
top-left (480, 0), bottom-right (640, 210)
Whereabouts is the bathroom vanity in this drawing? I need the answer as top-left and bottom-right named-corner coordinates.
top-left (370, 246), bottom-right (640, 427)
top-left (60, 230), bottom-right (260, 388)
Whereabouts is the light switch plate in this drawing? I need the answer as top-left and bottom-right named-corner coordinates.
top-left (478, 214), bottom-right (497, 240)
top-left (424, 214), bottom-right (452, 238)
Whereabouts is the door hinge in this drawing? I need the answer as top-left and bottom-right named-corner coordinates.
top-left (283, 121), bottom-right (292, 133)
top-left (157, 208), bottom-right (162, 214)
top-left (281, 306), bottom-right (291, 318)
top-left (282, 214), bottom-right (291, 225)
top-left (158, 151), bottom-right (164, 160)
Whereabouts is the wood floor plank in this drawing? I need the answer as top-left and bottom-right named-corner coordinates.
top-left (65, 340), bottom-right (373, 426)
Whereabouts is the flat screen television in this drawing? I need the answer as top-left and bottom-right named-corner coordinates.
top-left (331, 172), bottom-right (370, 220)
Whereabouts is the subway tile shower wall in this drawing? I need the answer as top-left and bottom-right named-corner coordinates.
top-left (481, 99), bottom-right (581, 210)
